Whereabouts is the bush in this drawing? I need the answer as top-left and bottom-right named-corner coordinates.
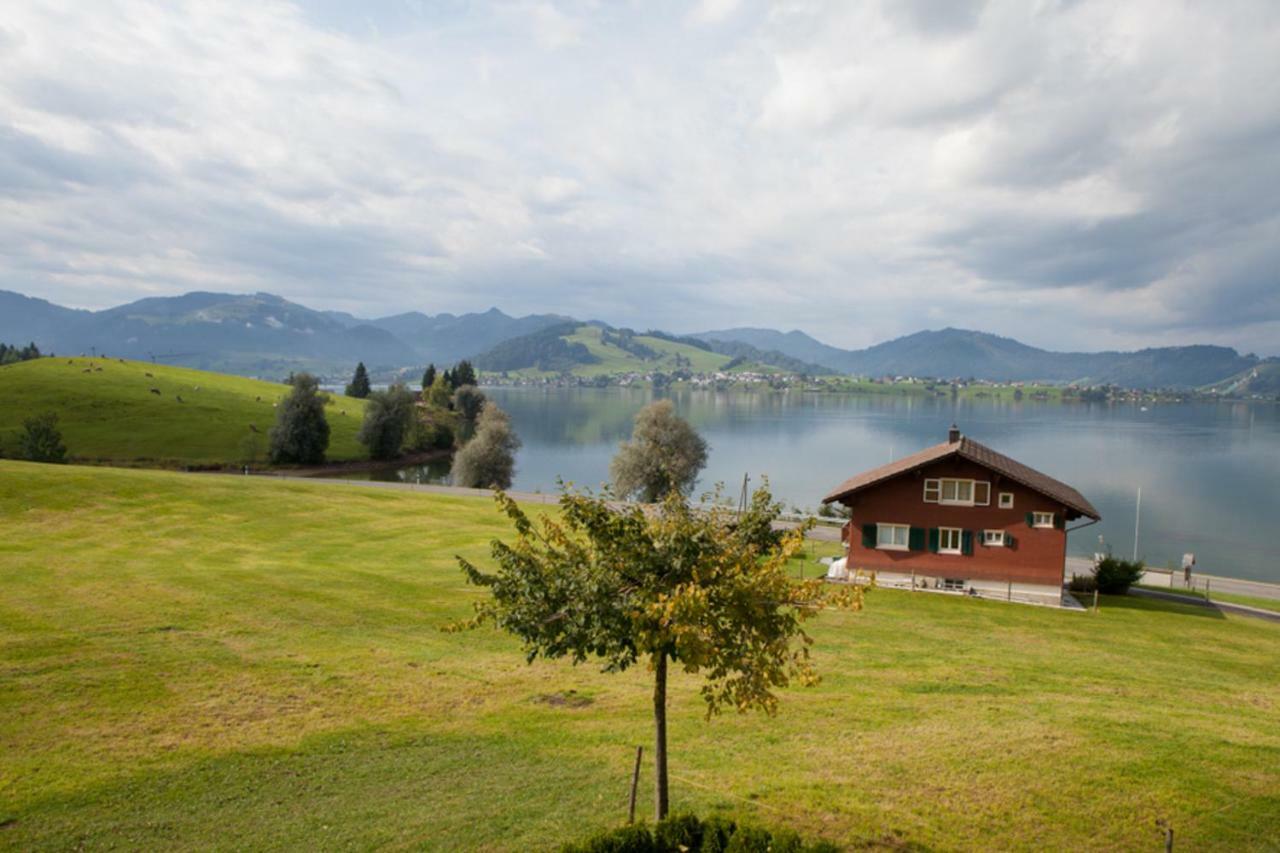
top-left (1094, 556), bottom-right (1144, 594)
top-left (452, 385), bottom-right (486, 421)
top-left (407, 416), bottom-right (455, 452)
top-left (562, 814), bottom-right (837, 853)
top-left (18, 411), bottom-right (67, 463)
top-left (450, 402), bottom-right (520, 489)
top-left (1068, 573), bottom-right (1097, 593)
top-left (268, 373), bottom-right (330, 464)
top-left (357, 383), bottom-right (415, 460)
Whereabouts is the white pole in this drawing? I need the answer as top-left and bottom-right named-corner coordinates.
top-left (1133, 486), bottom-right (1142, 562)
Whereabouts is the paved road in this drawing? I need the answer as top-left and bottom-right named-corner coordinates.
top-left (1129, 588), bottom-right (1280, 624)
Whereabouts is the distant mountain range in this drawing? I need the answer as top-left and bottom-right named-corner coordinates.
top-left (696, 326), bottom-right (1260, 388)
top-left (0, 288), bottom-right (1265, 389)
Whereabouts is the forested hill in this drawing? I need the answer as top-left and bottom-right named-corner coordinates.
top-left (695, 326), bottom-right (1259, 388)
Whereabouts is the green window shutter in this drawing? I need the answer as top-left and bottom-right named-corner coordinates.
top-left (861, 524), bottom-right (876, 549)
top-left (909, 526), bottom-right (926, 552)
top-left (1054, 514), bottom-right (1066, 530)
top-left (1025, 512), bottom-right (1035, 528)
top-left (928, 528), bottom-right (940, 553)
top-left (1006, 533), bottom-right (1017, 548)
top-left (962, 530), bottom-right (974, 556)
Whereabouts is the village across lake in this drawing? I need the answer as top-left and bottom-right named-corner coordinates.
top-left (334, 386), bottom-right (1280, 584)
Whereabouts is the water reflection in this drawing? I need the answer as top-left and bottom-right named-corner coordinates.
top-left (347, 387), bottom-right (1280, 582)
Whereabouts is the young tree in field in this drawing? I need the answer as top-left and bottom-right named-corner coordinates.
top-left (610, 400), bottom-right (709, 502)
top-left (18, 412), bottom-right (67, 463)
top-left (358, 383), bottom-right (416, 460)
top-left (453, 485), bottom-right (864, 819)
top-left (452, 385), bottom-right (486, 421)
top-left (268, 373), bottom-right (330, 464)
top-left (345, 362), bottom-right (371, 399)
top-left (422, 363), bottom-right (437, 391)
top-left (450, 402), bottom-right (520, 488)
top-left (426, 373), bottom-right (454, 409)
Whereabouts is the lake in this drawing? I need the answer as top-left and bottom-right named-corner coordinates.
top-left (342, 387), bottom-right (1280, 584)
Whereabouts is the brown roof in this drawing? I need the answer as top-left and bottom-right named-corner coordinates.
top-left (822, 435), bottom-right (1101, 520)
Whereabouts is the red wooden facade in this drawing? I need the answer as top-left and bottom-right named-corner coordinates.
top-left (823, 428), bottom-right (1101, 589)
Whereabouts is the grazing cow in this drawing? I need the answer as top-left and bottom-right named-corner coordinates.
top-left (150, 388), bottom-right (161, 395)
top-left (176, 395), bottom-right (184, 403)
top-left (82, 368), bottom-right (91, 373)
top-left (249, 424), bottom-right (259, 433)
top-left (145, 372), bottom-right (153, 378)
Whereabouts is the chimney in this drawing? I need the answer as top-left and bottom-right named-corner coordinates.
top-left (948, 423), bottom-right (961, 443)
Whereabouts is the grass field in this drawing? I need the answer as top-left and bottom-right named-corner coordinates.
top-left (497, 326), bottom-right (733, 379)
top-left (0, 357), bottom-right (367, 466)
top-left (2, 462), bottom-right (1278, 850)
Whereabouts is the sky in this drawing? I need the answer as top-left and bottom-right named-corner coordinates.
top-left (1, 1), bottom-right (1278, 355)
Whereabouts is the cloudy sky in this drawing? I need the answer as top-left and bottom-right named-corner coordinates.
top-left (2, 1), bottom-right (1278, 353)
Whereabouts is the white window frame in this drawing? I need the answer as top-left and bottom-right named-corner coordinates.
top-left (983, 529), bottom-right (1006, 547)
top-left (1032, 512), bottom-right (1055, 528)
top-left (941, 578), bottom-right (965, 591)
top-left (923, 479), bottom-right (941, 503)
top-left (938, 527), bottom-right (963, 554)
top-left (928, 478), bottom-right (991, 507)
top-left (998, 492), bottom-right (1015, 509)
top-left (876, 522), bottom-right (910, 551)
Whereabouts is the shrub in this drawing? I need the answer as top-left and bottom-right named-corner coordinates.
top-left (450, 402), bottom-right (520, 489)
top-left (561, 814), bottom-right (836, 853)
top-left (1068, 573), bottom-right (1097, 593)
top-left (1094, 556), bottom-right (1144, 594)
top-left (610, 400), bottom-right (708, 502)
top-left (268, 373), bottom-right (330, 464)
top-left (18, 412), bottom-right (67, 463)
top-left (407, 416), bottom-right (454, 452)
top-left (357, 383), bottom-right (415, 460)
top-left (452, 385), bottom-right (486, 421)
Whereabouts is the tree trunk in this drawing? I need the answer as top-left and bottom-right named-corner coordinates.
top-left (653, 651), bottom-right (669, 821)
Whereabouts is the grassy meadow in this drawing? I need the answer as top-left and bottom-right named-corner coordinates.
top-left (2, 462), bottom-right (1278, 850)
top-left (0, 357), bottom-right (367, 466)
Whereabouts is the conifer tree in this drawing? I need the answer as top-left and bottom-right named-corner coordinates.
top-left (345, 362), bottom-right (371, 398)
top-left (422, 363), bottom-right (437, 390)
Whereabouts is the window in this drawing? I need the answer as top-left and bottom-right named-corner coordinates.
top-left (938, 527), bottom-right (963, 554)
top-left (974, 482), bottom-right (991, 506)
top-left (876, 523), bottom-right (909, 551)
top-left (999, 492), bottom-right (1014, 509)
top-left (983, 529), bottom-right (1006, 547)
top-left (923, 479), bottom-right (941, 502)
top-left (926, 479), bottom-right (992, 506)
top-left (941, 578), bottom-right (965, 591)
top-left (1032, 512), bottom-right (1055, 528)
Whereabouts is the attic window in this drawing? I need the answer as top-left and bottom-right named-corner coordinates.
top-left (999, 492), bottom-right (1014, 509)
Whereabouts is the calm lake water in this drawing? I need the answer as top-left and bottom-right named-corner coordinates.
top-left (346, 387), bottom-right (1280, 584)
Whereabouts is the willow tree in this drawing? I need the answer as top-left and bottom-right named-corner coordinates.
top-left (453, 486), bottom-right (864, 819)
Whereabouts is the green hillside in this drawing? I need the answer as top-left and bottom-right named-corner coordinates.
top-left (478, 324), bottom-right (736, 378)
top-left (1202, 359), bottom-right (1280, 397)
top-left (0, 357), bottom-right (367, 465)
top-left (2, 462), bottom-right (1278, 850)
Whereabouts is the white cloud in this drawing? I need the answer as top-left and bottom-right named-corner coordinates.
top-left (0, 0), bottom-right (1277, 354)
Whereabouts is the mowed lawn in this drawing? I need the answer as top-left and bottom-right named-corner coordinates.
top-left (0, 357), bottom-right (367, 466)
top-left (2, 463), bottom-right (1278, 851)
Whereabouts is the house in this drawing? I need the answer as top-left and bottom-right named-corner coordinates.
top-left (821, 425), bottom-right (1100, 606)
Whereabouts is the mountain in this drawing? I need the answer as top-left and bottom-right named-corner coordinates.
top-left (1202, 358), bottom-right (1280, 397)
top-left (473, 324), bottom-right (732, 376)
top-left (696, 328), bottom-right (855, 373)
top-left (697, 326), bottom-right (1258, 388)
top-left (0, 291), bottom-right (92, 349)
top-left (367, 307), bottom-right (572, 365)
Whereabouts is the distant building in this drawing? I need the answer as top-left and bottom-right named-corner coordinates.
top-left (821, 425), bottom-right (1100, 606)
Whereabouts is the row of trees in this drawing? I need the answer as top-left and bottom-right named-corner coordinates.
top-left (0, 342), bottom-right (43, 365)
top-left (268, 371), bottom-right (520, 488)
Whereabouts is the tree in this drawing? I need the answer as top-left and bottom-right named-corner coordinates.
top-left (345, 362), bottom-right (371, 399)
top-left (268, 373), bottom-right (330, 464)
top-left (18, 412), bottom-right (67, 463)
top-left (442, 368), bottom-right (454, 391)
top-left (610, 400), bottom-right (709, 502)
top-left (452, 385), bottom-right (486, 421)
top-left (450, 402), bottom-right (520, 489)
top-left (422, 364), bottom-right (437, 391)
top-left (454, 485), bottom-right (864, 819)
top-left (357, 383), bottom-right (415, 460)
top-left (452, 360), bottom-right (477, 388)
top-left (426, 373), bottom-right (453, 409)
